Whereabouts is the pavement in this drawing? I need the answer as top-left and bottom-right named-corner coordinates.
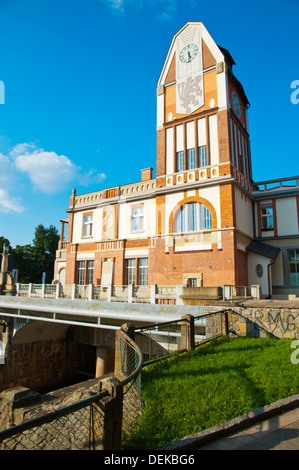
top-left (162, 394), bottom-right (299, 451)
top-left (198, 406), bottom-right (299, 450)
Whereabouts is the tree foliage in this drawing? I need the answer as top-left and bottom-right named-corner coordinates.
top-left (2, 225), bottom-right (59, 283)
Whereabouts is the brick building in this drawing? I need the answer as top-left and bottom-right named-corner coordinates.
top-left (54, 23), bottom-right (299, 299)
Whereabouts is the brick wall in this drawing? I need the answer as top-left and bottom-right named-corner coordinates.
top-left (0, 338), bottom-right (95, 393)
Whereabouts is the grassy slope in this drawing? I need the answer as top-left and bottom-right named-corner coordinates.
top-left (124, 336), bottom-right (299, 450)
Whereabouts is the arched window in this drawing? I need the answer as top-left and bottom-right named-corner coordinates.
top-left (174, 202), bottom-right (212, 233)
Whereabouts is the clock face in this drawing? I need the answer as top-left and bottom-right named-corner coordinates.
top-left (232, 91), bottom-right (241, 118)
top-left (179, 44), bottom-right (198, 64)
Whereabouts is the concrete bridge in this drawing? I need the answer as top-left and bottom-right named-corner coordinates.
top-left (0, 295), bottom-right (207, 393)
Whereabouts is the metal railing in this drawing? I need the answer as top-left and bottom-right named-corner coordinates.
top-left (223, 285), bottom-right (261, 301)
top-left (135, 311), bottom-right (222, 364)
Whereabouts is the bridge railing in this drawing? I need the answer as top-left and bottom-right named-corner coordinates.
top-left (15, 282), bottom-right (261, 303)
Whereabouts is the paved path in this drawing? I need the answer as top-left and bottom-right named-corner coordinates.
top-left (199, 407), bottom-right (299, 450)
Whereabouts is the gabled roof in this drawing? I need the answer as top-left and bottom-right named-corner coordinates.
top-left (246, 240), bottom-right (280, 260)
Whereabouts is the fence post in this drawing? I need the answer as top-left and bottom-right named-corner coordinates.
top-left (151, 284), bottom-right (157, 304)
top-left (98, 377), bottom-right (123, 450)
top-left (223, 310), bottom-right (230, 336)
top-left (41, 283), bottom-right (45, 299)
top-left (176, 285), bottom-right (184, 305)
top-left (88, 284), bottom-right (93, 300)
top-left (128, 284), bottom-right (133, 303)
top-left (55, 283), bottom-right (60, 299)
top-left (71, 284), bottom-right (76, 300)
top-left (181, 314), bottom-right (195, 351)
top-left (107, 284), bottom-right (112, 302)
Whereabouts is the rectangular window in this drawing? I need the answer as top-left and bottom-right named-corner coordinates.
top-left (138, 258), bottom-right (148, 286)
top-left (126, 259), bottom-right (136, 285)
top-left (187, 148), bottom-right (195, 170)
top-left (132, 206), bottom-right (144, 232)
top-left (188, 278), bottom-right (197, 287)
top-left (83, 214), bottom-right (93, 237)
top-left (289, 249), bottom-right (299, 286)
top-left (77, 261), bottom-right (85, 285)
top-left (261, 207), bottom-right (273, 230)
top-left (199, 146), bottom-right (207, 167)
top-left (176, 151), bottom-right (184, 172)
top-left (86, 260), bottom-right (94, 285)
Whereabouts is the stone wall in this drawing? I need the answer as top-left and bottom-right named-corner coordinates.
top-left (0, 337), bottom-right (96, 393)
top-left (204, 303), bottom-right (299, 339)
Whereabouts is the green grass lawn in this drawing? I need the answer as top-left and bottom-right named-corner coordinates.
top-left (123, 336), bottom-right (299, 450)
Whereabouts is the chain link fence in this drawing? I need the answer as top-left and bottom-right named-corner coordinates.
top-left (115, 330), bottom-right (144, 441)
top-left (0, 392), bottom-right (108, 450)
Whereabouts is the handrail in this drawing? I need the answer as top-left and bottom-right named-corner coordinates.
top-left (0, 390), bottom-right (109, 443)
top-left (116, 328), bottom-right (143, 388)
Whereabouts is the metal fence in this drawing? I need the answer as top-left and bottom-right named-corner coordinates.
top-left (115, 327), bottom-right (144, 440)
top-left (135, 312), bottom-right (221, 364)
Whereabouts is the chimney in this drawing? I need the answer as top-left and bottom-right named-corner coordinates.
top-left (141, 168), bottom-right (153, 181)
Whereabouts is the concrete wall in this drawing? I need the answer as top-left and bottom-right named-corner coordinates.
top-left (0, 322), bottom-right (96, 393)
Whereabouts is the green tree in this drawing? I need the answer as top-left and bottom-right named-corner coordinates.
top-left (31, 225), bottom-right (59, 283)
top-left (0, 236), bottom-right (10, 254)
top-left (12, 244), bottom-right (36, 283)
top-left (5, 224), bottom-right (60, 283)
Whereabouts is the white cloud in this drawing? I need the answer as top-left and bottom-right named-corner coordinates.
top-left (11, 143), bottom-right (106, 194)
top-left (100, 0), bottom-right (181, 18)
top-left (0, 189), bottom-right (26, 213)
top-left (0, 143), bottom-right (107, 213)
top-left (14, 146), bottom-right (78, 193)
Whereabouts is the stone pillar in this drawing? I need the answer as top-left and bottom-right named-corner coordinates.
top-left (151, 284), bottom-right (157, 304)
top-left (180, 314), bottom-right (195, 351)
top-left (95, 347), bottom-right (114, 378)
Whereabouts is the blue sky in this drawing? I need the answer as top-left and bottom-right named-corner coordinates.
top-left (0, 0), bottom-right (298, 247)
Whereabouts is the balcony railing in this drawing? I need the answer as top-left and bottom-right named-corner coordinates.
top-left (252, 176), bottom-right (299, 193)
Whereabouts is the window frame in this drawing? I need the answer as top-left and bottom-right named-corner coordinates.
top-left (131, 205), bottom-right (144, 233)
top-left (176, 151), bottom-right (184, 172)
top-left (174, 202), bottom-right (212, 233)
top-left (187, 148), bottom-right (195, 170)
top-left (261, 205), bottom-right (274, 231)
top-left (83, 213), bottom-right (93, 238)
top-left (199, 145), bottom-right (207, 167)
top-left (288, 249), bottom-right (299, 286)
top-left (77, 261), bottom-right (85, 285)
top-left (138, 258), bottom-right (148, 286)
top-left (126, 258), bottom-right (136, 285)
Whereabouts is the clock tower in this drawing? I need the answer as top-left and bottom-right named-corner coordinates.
top-left (156, 22), bottom-right (252, 186)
